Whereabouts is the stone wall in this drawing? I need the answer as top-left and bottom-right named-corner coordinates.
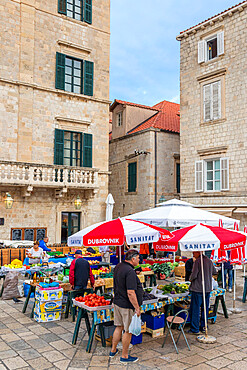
top-left (179, 6), bottom-right (247, 225)
top-left (109, 129), bottom-right (180, 218)
top-left (0, 0), bottom-right (110, 241)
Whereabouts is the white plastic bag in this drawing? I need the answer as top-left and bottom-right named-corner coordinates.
top-left (129, 314), bottom-right (141, 336)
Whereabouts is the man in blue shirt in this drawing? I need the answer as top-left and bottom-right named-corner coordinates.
top-left (39, 237), bottom-right (51, 252)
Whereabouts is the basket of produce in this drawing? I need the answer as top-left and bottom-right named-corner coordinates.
top-left (157, 282), bottom-right (190, 297)
top-left (150, 262), bottom-right (178, 279)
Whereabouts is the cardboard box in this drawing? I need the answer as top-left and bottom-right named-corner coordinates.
top-left (34, 311), bottom-right (61, 323)
top-left (35, 286), bottom-right (63, 301)
top-left (174, 265), bottom-right (185, 278)
top-left (146, 327), bottom-right (164, 338)
top-left (34, 299), bottom-right (62, 313)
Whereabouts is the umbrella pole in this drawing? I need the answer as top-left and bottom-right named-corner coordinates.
top-left (230, 265), bottom-right (242, 314)
top-left (244, 264), bottom-right (246, 277)
top-left (197, 252), bottom-right (216, 344)
top-left (173, 252), bottom-right (175, 263)
top-left (222, 263), bottom-right (225, 289)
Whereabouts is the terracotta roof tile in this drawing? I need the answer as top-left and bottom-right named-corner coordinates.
top-left (180, 1), bottom-right (247, 35)
top-left (110, 99), bottom-right (158, 112)
top-left (128, 100), bottom-right (180, 134)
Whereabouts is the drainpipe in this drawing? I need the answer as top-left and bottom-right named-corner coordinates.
top-left (154, 130), bottom-right (157, 207)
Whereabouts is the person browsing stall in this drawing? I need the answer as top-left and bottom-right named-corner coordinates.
top-left (188, 251), bottom-right (216, 334)
top-left (110, 249), bottom-right (144, 364)
top-left (69, 250), bottom-right (95, 290)
top-left (27, 240), bottom-right (44, 265)
top-left (99, 245), bottom-right (110, 264)
top-left (39, 237), bottom-right (51, 252)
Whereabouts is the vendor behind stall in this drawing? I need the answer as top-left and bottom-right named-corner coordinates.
top-left (69, 250), bottom-right (95, 290)
top-left (27, 241), bottom-right (44, 264)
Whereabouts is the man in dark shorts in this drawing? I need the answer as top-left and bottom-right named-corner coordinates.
top-left (109, 249), bottom-right (143, 364)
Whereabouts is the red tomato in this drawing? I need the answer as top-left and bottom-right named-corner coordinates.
top-left (75, 297), bottom-right (79, 301)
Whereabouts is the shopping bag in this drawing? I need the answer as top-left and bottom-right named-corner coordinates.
top-left (129, 314), bottom-right (141, 336)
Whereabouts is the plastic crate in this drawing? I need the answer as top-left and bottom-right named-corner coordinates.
top-left (141, 313), bottom-right (165, 330)
top-left (131, 333), bottom-right (142, 345)
top-left (173, 305), bottom-right (191, 322)
top-left (96, 322), bottom-right (115, 339)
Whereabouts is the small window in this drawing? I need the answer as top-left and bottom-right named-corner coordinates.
top-left (203, 81), bottom-right (221, 122)
top-left (195, 158), bottom-right (229, 192)
top-left (207, 37), bottom-right (217, 61)
top-left (117, 112), bottom-right (123, 127)
top-left (198, 31), bottom-right (224, 64)
top-left (128, 162), bottom-right (137, 192)
top-left (58, 0), bottom-right (92, 24)
top-left (56, 52), bottom-right (94, 96)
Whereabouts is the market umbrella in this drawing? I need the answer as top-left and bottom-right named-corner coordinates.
top-left (160, 223), bottom-right (246, 343)
top-left (68, 218), bottom-right (172, 248)
top-left (127, 199), bottom-right (239, 228)
top-left (105, 193), bottom-right (115, 221)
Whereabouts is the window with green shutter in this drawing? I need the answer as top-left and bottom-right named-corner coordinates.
top-left (84, 61), bottom-right (94, 96)
top-left (54, 129), bottom-right (92, 168)
top-left (55, 53), bottom-right (93, 96)
top-left (58, 0), bottom-right (92, 24)
top-left (128, 162), bottom-right (137, 192)
top-left (84, 0), bottom-right (92, 24)
top-left (83, 133), bottom-right (93, 167)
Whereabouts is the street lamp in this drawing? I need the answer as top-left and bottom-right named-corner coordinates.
top-left (4, 193), bottom-right (14, 209)
top-left (159, 195), bottom-right (166, 204)
top-left (74, 196), bottom-right (82, 210)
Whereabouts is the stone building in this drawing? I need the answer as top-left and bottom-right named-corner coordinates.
top-left (0, 0), bottom-right (110, 243)
top-left (177, 1), bottom-right (247, 225)
top-left (109, 99), bottom-right (180, 218)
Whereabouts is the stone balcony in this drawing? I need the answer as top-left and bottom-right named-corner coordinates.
top-left (0, 160), bottom-right (99, 191)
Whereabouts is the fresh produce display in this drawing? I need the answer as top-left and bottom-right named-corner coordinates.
top-left (151, 263), bottom-right (173, 278)
top-left (143, 291), bottom-right (156, 300)
top-left (75, 293), bottom-right (110, 307)
top-left (88, 260), bottom-right (100, 265)
top-left (135, 264), bottom-right (152, 272)
top-left (158, 282), bottom-right (190, 295)
top-left (4, 259), bottom-right (23, 269)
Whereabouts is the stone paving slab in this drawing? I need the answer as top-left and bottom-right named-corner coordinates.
top-left (0, 271), bottom-right (247, 369)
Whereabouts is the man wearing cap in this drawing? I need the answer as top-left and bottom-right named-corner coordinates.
top-left (69, 250), bottom-right (95, 290)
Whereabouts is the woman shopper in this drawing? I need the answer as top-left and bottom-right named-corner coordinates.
top-left (27, 240), bottom-right (44, 265)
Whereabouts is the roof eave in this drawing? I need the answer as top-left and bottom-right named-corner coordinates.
top-left (176, 1), bottom-right (247, 41)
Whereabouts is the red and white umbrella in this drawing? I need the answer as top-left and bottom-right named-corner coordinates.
top-left (158, 223), bottom-right (246, 253)
top-left (68, 218), bottom-right (172, 247)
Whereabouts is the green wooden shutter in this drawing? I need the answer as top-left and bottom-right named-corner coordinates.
top-left (83, 61), bottom-right (94, 96)
top-left (58, 0), bottom-right (67, 15)
top-left (128, 162), bottom-right (137, 192)
top-left (84, 0), bottom-right (92, 24)
top-left (55, 52), bottom-right (66, 90)
top-left (83, 133), bottom-right (93, 167)
top-left (54, 129), bottom-right (64, 165)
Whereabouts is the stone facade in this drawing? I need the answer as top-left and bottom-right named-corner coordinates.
top-left (109, 101), bottom-right (180, 218)
top-left (178, 2), bottom-right (247, 226)
top-left (0, 0), bottom-right (110, 242)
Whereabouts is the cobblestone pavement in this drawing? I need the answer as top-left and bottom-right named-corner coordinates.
top-left (0, 270), bottom-right (247, 369)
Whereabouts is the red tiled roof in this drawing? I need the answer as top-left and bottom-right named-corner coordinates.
top-left (180, 1), bottom-right (247, 34)
top-left (110, 99), bottom-right (158, 112)
top-left (128, 100), bottom-right (180, 134)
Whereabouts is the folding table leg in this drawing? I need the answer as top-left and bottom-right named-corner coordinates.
top-left (98, 324), bottom-right (106, 347)
top-left (86, 324), bottom-right (96, 353)
top-left (220, 296), bottom-right (228, 318)
top-left (22, 286), bottom-right (32, 313)
top-left (72, 308), bottom-right (82, 345)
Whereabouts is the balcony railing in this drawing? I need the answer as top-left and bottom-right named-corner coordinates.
top-left (0, 161), bottom-right (98, 189)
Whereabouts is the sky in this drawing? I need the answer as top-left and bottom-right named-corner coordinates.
top-left (110, 0), bottom-right (240, 106)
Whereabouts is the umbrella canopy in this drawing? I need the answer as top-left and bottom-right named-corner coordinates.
top-left (105, 193), bottom-right (115, 221)
top-left (68, 218), bottom-right (172, 247)
top-left (160, 223), bottom-right (246, 252)
top-left (127, 199), bottom-right (239, 228)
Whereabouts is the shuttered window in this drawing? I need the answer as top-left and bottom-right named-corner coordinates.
top-left (128, 162), bottom-right (137, 192)
top-left (58, 0), bottom-right (92, 24)
top-left (195, 158), bottom-right (229, 192)
top-left (54, 129), bottom-right (93, 168)
top-left (198, 31), bottom-right (224, 63)
top-left (203, 81), bottom-right (221, 122)
top-left (55, 53), bottom-right (93, 96)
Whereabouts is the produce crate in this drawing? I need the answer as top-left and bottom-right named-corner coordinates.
top-left (141, 321), bottom-right (146, 333)
top-left (131, 333), bottom-right (142, 345)
top-left (35, 286), bottom-right (63, 301)
top-left (141, 313), bottom-right (165, 330)
top-left (34, 311), bottom-right (61, 323)
top-left (34, 299), bottom-right (62, 313)
top-left (174, 266), bottom-right (185, 278)
top-left (146, 327), bottom-right (164, 338)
